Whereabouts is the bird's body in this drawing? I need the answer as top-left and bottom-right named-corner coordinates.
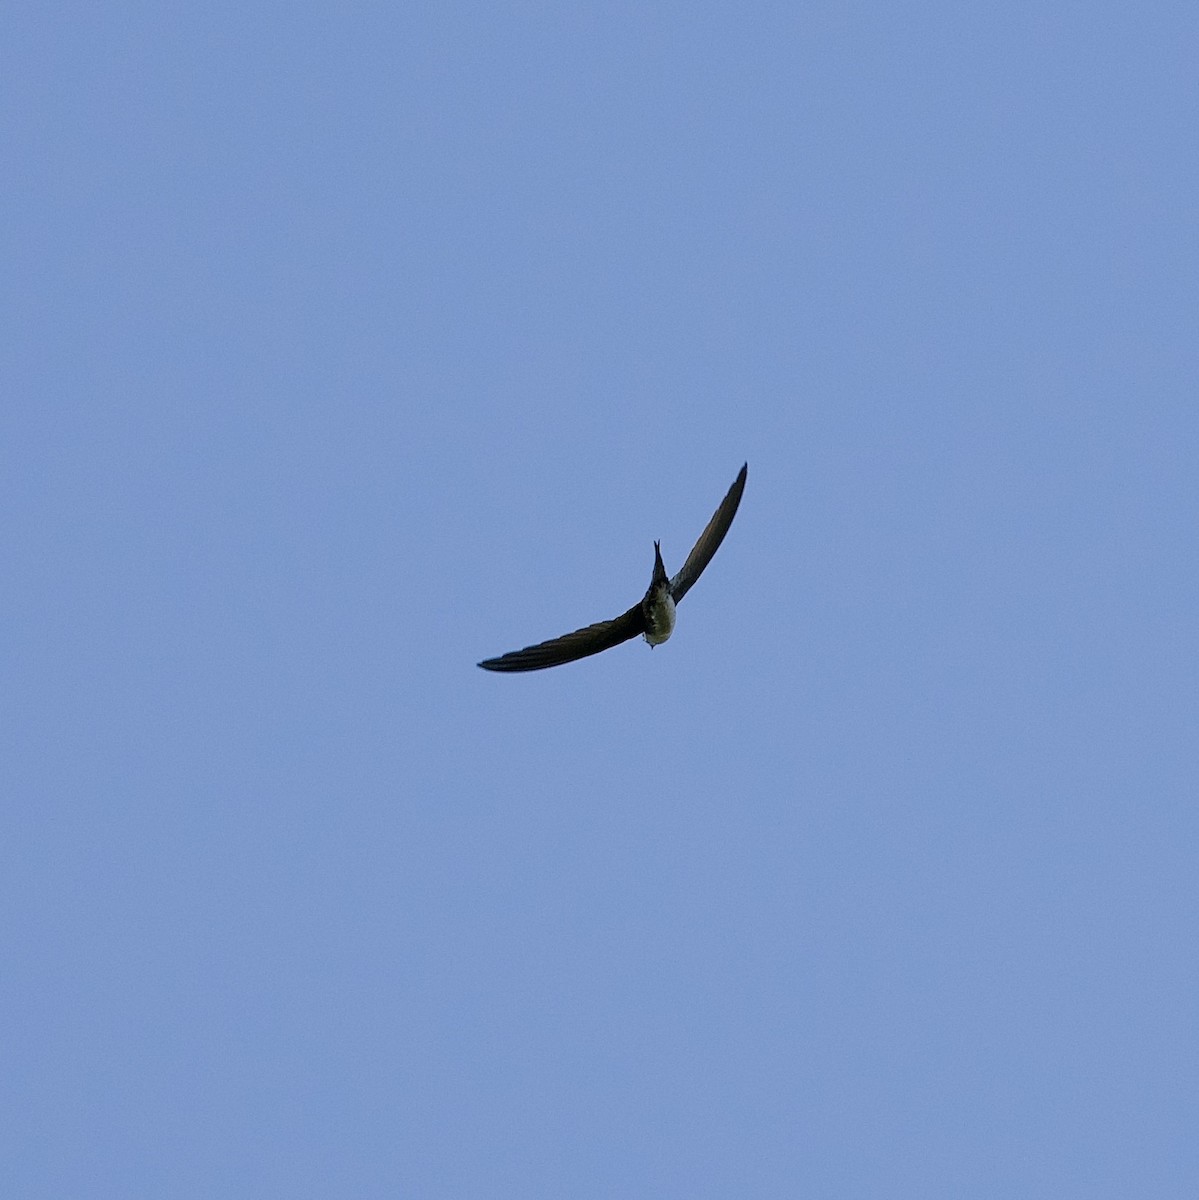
top-left (641, 541), bottom-right (676, 646)
top-left (478, 463), bottom-right (746, 673)
top-left (643, 587), bottom-right (676, 646)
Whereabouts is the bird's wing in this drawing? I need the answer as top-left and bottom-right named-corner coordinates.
top-left (478, 602), bottom-right (646, 672)
top-left (669, 462), bottom-right (747, 603)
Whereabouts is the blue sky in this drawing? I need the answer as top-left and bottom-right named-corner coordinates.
top-left (4, 2), bottom-right (1197, 1196)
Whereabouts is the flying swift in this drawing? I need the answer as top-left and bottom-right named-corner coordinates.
top-left (478, 462), bottom-right (747, 672)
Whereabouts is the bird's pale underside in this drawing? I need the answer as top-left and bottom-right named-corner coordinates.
top-left (478, 462), bottom-right (747, 672)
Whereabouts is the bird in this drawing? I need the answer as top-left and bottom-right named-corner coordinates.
top-left (478, 462), bottom-right (747, 672)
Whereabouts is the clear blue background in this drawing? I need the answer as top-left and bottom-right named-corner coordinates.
top-left (4, 3), bottom-right (1196, 1196)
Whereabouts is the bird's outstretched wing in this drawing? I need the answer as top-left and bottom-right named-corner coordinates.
top-left (669, 462), bottom-right (747, 604)
top-left (477, 602), bottom-right (646, 673)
